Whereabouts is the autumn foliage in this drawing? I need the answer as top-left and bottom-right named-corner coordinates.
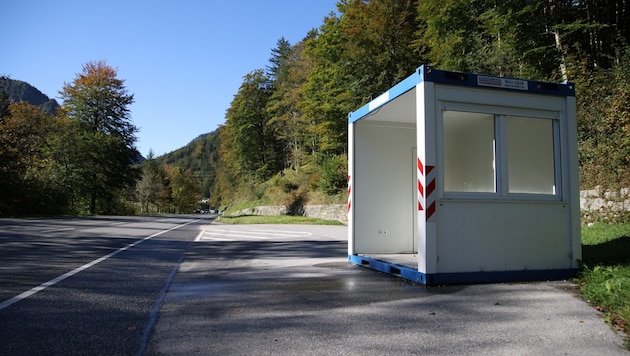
top-left (2, 0), bottom-right (630, 216)
top-left (213, 0), bottom-right (630, 209)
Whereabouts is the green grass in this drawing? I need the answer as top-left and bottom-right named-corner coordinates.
top-left (215, 214), bottom-right (344, 225)
top-left (578, 223), bottom-right (630, 346)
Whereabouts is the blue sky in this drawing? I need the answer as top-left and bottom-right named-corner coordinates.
top-left (1, 1), bottom-right (339, 157)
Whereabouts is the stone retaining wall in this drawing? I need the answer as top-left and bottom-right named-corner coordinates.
top-left (230, 204), bottom-right (348, 224)
top-left (229, 189), bottom-right (629, 225)
top-left (580, 188), bottom-right (630, 222)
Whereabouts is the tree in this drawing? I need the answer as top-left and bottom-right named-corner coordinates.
top-left (267, 37), bottom-right (293, 81)
top-left (575, 47), bottom-right (630, 190)
top-left (417, 0), bottom-right (480, 72)
top-left (339, 0), bottom-right (423, 99)
top-left (0, 89), bottom-right (12, 195)
top-left (156, 129), bottom-right (221, 198)
top-left (59, 61), bottom-right (140, 214)
top-left (576, 0), bottom-right (630, 69)
top-left (0, 86), bottom-right (9, 121)
top-left (266, 37), bottom-right (314, 170)
top-left (137, 151), bottom-right (171, 213)
top-left (302, 0), bottom-right (424, 157)
top-left (223, 69), bottom-right (280, 180)
top-left (213, 125), bottom-right (242, 206)
top-left (209, 0), bottom-right (630, 205)
top-left (301, 14), bottom-right (352, 156)
top-left (0, 102), bottom-right (70, 215)
top-left (165, 165), bottom-right (200, 213)
top-left (0, 102), bottom-right (44, 213)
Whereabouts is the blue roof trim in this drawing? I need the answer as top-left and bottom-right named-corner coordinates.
top-left (348, 254), bottom-right (578, 286)
top-left (348, 65), bottom-right (576, 124)
top-left (348, 67), bottom-right (424, 123)
top-left (424, 66), bottom-right (576, 97)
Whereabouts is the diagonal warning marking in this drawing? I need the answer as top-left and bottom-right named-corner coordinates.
top-left (195, 229), bottom-right (312, 242)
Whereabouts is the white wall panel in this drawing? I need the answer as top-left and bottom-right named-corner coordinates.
top-left (436, 201), bottom-right (571, 273)
top-left (354, 122), bottom-right (416, 253)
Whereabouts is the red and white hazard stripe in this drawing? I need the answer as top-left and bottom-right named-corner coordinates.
top-left (347, 175), bottom-right (352, 212)
top-left (417, 158), bottom-right (436, 221)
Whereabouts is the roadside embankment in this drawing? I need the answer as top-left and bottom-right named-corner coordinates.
top-left (227, 188), bottom-right (630, 225)
top-left (227, 204), bottom-right (347, 224)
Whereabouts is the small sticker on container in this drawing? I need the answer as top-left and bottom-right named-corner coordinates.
top-left (477, 76), bottom-right (528, 91)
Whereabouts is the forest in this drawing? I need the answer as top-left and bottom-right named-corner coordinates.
top-left (214, 0), bottom-right (630, 212)
top-left (1, 0), bottom-right (629, 217)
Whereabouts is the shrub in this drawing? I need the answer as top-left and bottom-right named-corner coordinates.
top-left (319, 154), bottom-right (347, 195)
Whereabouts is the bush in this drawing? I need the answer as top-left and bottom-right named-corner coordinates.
top-left (319, 155), bottom-right (347, 195)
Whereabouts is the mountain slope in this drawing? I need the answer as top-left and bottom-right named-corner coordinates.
top-left (157, 128), bottom-right (221, 197)
top-left (0, 77), bottom-right (60, 115)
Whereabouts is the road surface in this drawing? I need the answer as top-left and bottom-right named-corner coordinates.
top-left (0, 216), bottom-right (626, 355)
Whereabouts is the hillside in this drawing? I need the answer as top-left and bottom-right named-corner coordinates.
top-left (156, 128), bottom-right (221, 197)
top-left (0, 77), bottom-right (60, 115)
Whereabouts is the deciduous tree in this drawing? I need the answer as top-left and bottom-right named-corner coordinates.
top-left (137, 151), bottom-right (171, 213)
top-left (59, 61), bottom-right (140, 214)
top-left (165, 165), bottom-right (200, 213)
top-left (224, 69), bottom-right (280, 180)
top-left (0, 102), bottom-right (68, 214)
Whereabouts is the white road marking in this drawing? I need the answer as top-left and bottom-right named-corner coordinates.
top-left (242, 229), bottom-right (312, 237)
top-left (195, 228), bottom-right (312, 241)
top-left (39, 227), bottom-right (75, 233)
top-left (194, 230), bottom-right (205, 242)
top-left (0, 219), bottom-right (200, 311)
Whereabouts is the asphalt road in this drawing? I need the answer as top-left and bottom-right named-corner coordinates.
top-left (148, 223), bottom-right (627, 355)
top-left (0, 215), bottom-right (212, 355)
top-left (0, 217), bottom-right (627, 355)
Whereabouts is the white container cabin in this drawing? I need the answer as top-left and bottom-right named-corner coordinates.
top-left (347, 66), bottom-right (580, 285)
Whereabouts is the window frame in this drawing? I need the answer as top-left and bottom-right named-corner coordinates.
top-left (438, 102), bottom-right (562, 202)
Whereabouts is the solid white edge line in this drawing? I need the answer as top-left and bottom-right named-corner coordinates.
top-left (0, 219), bottom-right (200, 311)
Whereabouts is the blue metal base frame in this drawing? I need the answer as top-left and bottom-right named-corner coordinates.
top-left (348, 254), bottom-right (578, 286)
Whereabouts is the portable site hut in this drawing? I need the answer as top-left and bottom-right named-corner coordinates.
top-left (347, 65), bottom-right (580, 285)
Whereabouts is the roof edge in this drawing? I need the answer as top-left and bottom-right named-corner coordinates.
top-left (348, 66), bottom-right (424, 123)
top-left (348, 65), bottom-right (576, 123)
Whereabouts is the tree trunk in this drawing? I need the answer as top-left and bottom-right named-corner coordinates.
top-left (554, 28), bottom-right (568, 82)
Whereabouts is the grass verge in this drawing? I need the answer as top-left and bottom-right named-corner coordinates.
top-left (215, 214), bottom-right (344, 225)
top-left (577, 222), bottom-right (630, 347)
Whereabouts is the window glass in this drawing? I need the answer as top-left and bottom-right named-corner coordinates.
top-left (507, 116), bottom-right (556, 194)
top-left (443, 111), bottom-right (495, 192)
